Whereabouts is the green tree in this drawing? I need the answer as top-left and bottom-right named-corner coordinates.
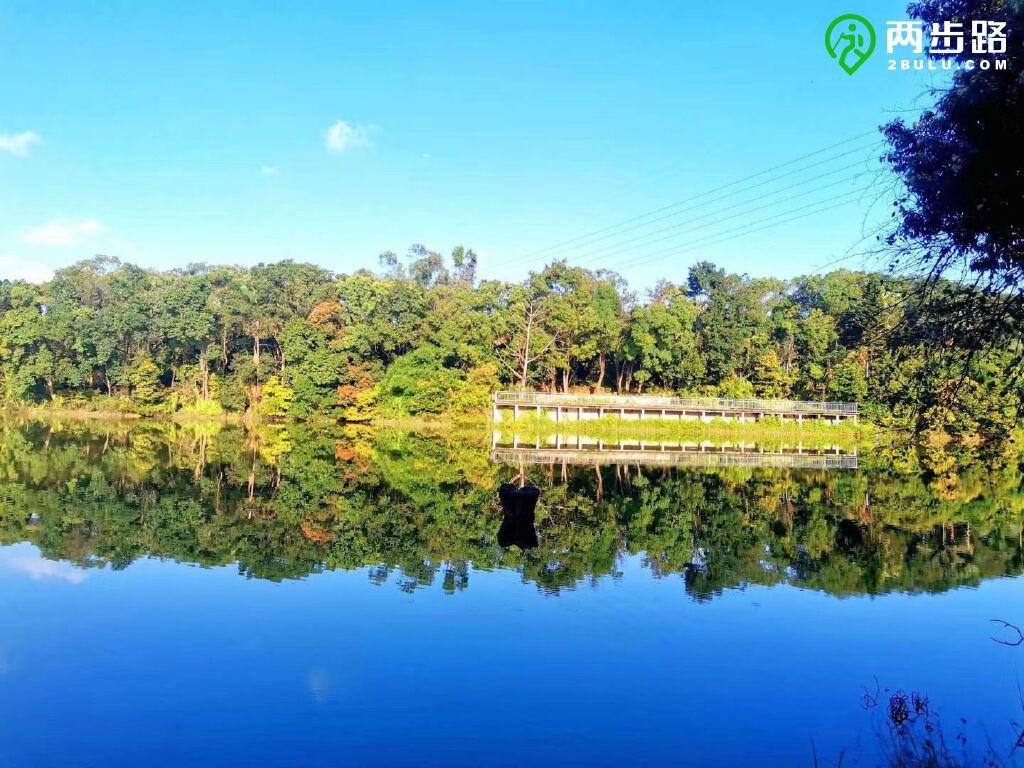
top-left (687, 263), bottom-right (780, 384)
top-left (378, 346), bottom-right (462, 415)
top-left (881, 0), bottom-right (1024, 379)
top-left (258, 376), bottom-right (294, 419)
top-left (128, 356), bottom-right (163, 409)
top-left (828, 359), bottom-right (868, 403)
top-left (620, 284), bottom-right (703, 393)
top-left (278, 318), bottom-right (346, 420)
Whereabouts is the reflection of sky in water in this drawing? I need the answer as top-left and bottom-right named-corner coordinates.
top-left (0, 418), bottom-right (1020, 765)
top-left (0, 543), bottom-right (1022, 767)
top-left (307, 667), bottom-right (332, 703)
top-left (0, 542), bottom-right (88, 584)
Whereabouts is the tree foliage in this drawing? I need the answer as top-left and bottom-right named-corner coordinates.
top-left (881, 0), bottom-right (1024, 381)
top-left (0, 248), bottom-right (1017, 452)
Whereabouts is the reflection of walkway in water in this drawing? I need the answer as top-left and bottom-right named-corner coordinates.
top-left (492, 433), bottom-right (857, 469)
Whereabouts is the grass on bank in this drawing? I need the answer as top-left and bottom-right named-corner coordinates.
top-left (499, 412), bottom-right (869, 449)
top-left (2, 404), bottom-right (244, 423)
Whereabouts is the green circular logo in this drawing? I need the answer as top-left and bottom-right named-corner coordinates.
top-left (825, 14), bottom-right (876, 75)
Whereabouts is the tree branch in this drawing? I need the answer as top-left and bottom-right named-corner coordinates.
top-left (990, 619), bottom-right (1024, 647)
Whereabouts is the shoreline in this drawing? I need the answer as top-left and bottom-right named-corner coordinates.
top-left (0, 407), bottom-right (242, 424)
top-left (1, 406), bottom-right (869, 438)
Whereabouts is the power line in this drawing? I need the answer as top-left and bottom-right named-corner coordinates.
top-left (602, 187), bottom-right (872, 273)
top-left (492, 139), bottom-right (884, 282)
top-left (567, 168), bottom-right (874, 266)
top-left (520, 141), bottom-right (882, 270)
top-left (513, 129), bottom-right (880, 264)
top-left (608, 190), bottom-right (870, 272)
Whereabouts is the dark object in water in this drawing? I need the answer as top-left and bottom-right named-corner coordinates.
top-left (497, 484), bottom-right (539, 549)
top-left (498, 484), bottom-right (540, 516)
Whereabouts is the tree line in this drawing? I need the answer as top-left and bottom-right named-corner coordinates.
top-left (0, 250), bottom-right (1018, 444)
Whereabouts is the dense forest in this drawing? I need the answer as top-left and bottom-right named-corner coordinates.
top-left (1, 421), bottom-right (1021, 596)
top-left (0, 251), bottom-right (1018, 453)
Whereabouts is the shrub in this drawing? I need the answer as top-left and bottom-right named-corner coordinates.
top-left (377, 347), bottom-right (461, 416)
top-left (257, 376), bottom-right (294, 420)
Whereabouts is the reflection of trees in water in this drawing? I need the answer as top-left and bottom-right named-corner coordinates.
top-left (0, 421), bottom-right (1022, 598)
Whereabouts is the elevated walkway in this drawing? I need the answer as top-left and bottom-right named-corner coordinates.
top-left (492, 391), bottom-right (858, 424)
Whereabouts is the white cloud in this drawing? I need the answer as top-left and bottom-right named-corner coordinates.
top-left (24, 218), bottom-right (106, 247)
top-left (0, 254), bottom-right (55, 283)
top-left (260, 165), bottom-right (279, 176)
top-left (0, 130), bottom-right (41, 157)
top-left (324, 120), bottom-right (372, 153)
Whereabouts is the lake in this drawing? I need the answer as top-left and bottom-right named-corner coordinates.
top-left (1, 420), bottom-right (1022, 766)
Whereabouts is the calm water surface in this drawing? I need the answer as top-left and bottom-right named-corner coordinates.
top-left (1, 421), bottom-right (1022, 767)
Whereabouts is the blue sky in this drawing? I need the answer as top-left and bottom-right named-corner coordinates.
top-left (1, 1), bottom-right (936, 288)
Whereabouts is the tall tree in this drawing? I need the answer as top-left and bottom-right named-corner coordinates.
top-left (494, 281), bottom-right (556, 390)
top-left (882, 0), bottom-right (1024, 373)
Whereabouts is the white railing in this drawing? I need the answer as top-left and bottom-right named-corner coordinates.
top-left (492, 448), bottom-right (858, 469)
top-left (493, 390), bottom-right (857, 415)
